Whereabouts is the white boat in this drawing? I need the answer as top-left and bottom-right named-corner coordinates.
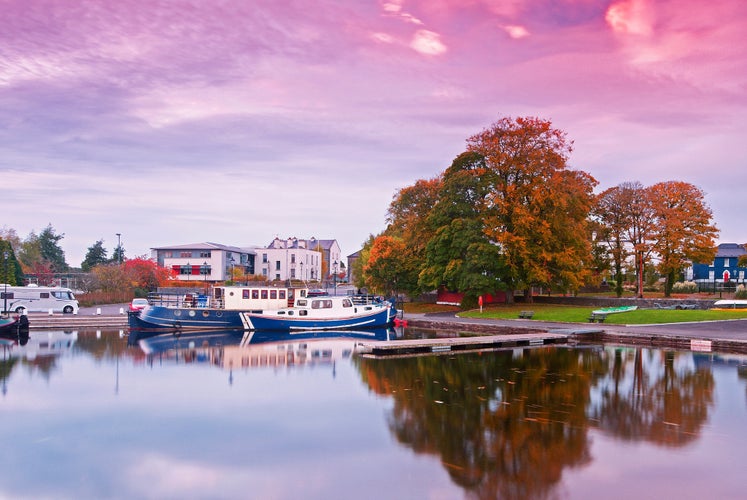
top-left (712, 299), bottom-right (747, 309)
top-left (240, 295), bottom-right (397, 331)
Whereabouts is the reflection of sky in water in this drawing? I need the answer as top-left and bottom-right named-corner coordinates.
top-left (1, 331), bottom-right (746, 499)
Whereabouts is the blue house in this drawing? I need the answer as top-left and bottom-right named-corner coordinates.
top-left (691, 243), bottom-right (747, 285)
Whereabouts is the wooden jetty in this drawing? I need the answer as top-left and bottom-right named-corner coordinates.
top-left (25, 314), bottom-right (128, 330)
top-left (356, 332), bottom-right (570, 357)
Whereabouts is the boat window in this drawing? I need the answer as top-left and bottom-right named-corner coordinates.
top-left (288, 311), bottom-right (294, 316)
top-left (279, 290), bottom-right (286, 299)
top-left (270, 290), bottom-right (277, 299)
top-left (242, 290), bottom-right (250, 299)
top-left (343, 299), bottom-right (352, 308)
top-left (299, 310), bottom-right (308, 316)
top-left (252, 290), bottom-right (259, 299)
top-left (311, 300), bottom-right (332, 309)
top-left (277, 311), bottom-right (286, 315)
top-left (296, 299), bottom-right (307, 307)
top-left (261, 290), bottom-right (268, 299)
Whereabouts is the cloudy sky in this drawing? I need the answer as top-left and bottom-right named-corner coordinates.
top-left (2, 0), bottom-right (745, 267)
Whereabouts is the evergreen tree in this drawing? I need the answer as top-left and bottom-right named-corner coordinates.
top-left (38, 224), bottom-right (68, 272)
top-left (81, 239), bottom-right (109, 271)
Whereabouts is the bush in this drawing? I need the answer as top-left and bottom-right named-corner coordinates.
top-left (736, 285), bottom-right (747, 299)
top-left (672, 281), bottom-right (698, 294)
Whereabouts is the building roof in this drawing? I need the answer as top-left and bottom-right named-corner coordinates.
top-left (716, 243), bottom-right (747, 258)
top-left (151, 242), bottom-right (256, 254)
top-left (266, 237), bottom-right (337, 251)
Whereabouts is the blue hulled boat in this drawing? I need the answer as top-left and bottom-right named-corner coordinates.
top-left (240, 295), bottom-right (396, 331)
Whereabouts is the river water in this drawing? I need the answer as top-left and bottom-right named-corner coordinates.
top-left (1, 328), bottom-right (745, 499)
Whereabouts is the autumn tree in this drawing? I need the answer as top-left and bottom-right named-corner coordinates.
top-left (362, 235), bottom-right (409, 295)
top-left (123, 257), bottom-right (175, 292)
top-left (593, 186), bottom-right (634, 297)
top-left (380, 178), bottom-right (442, 296)
top-left (648, 181), bottom-right (718, 297)
top-left (466, 116), bottom-right (597, 302)
top-left (82, 239), bottom-right (109, 271)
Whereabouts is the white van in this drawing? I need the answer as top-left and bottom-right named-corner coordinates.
top-left (1, 284), bottom-right (80, 314)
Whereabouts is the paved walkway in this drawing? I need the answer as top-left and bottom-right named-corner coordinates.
top-left (404, 311), bottom-right (747, 353)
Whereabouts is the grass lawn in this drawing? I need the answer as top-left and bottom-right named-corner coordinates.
top-left (453, 304), bottom-right (747, 324)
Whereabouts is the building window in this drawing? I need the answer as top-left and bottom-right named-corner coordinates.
top-left (180, 252), bottom-right (191, 258)
top-left (275, 274), bottom-right (280, 280)
top-left (291, 253), bottom-right (296, 264)
top-left (275, 261), bottom-right (281, 271)
top-left (724, 258), bottom-right (730, 267)
top-left (262, 253), bottom-right (268, 263)
top-left (200, 251), bottom-right (211, 258)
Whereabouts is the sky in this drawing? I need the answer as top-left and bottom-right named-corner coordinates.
top-left (1, 0), bottom-right (746, 267)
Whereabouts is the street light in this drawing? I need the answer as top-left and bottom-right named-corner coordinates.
top-left (229, 256), bottom-right (235, 284)
top-left (202, 261), bottom-right (209, 292)
top-left (333, 260), bottom-right (338, 296)
top-left (115, 233), bottom-right (122, 264)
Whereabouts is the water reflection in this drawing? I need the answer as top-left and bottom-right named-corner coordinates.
top-left (1, 328), bottom-right (745, 499)
top-left (355, 346), bottom-right (717, 499)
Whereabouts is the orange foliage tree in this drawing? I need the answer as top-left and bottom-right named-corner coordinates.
top-left (362, 235), bottom-right (409, 295)
top-left (123, 257), bottom-right (176, 291)
top-left (467, 116), bottom-right (597, 301)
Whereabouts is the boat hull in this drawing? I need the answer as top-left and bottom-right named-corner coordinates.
top-left (241, 305), bottom-right (394, 331)
top-left (128, 306), bottom-right (248, 332)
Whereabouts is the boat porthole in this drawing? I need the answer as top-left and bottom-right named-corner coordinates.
top-left (188, 310), bottom-right (196, 317)
top-left (202, 311), bottom-right (209, 317)
top-left (216, 312), bottom-right (223, 317)
top-left (174, 310), bottom-right (182, 317)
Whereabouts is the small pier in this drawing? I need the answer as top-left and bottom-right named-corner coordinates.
top-left (356, 332), bottom-right (570, 357)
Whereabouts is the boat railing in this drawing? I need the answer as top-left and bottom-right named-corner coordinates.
top-left (350, 294), bottom-right (387, 306)
top-left (147, 292), bottom-right (216, 309)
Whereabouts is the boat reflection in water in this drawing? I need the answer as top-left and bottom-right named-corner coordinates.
top-left (128, 327), bottom-right (398, 370)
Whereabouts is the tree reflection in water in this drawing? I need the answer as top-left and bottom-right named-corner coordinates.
top-left (356, 346), bottom-right (714, 499)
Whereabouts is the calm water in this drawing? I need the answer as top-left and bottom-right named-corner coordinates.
top-left (2, 328), bottom-right (746, 500)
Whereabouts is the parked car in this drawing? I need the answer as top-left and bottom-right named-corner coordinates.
top-left (129, 298), bottom-right (149, 312)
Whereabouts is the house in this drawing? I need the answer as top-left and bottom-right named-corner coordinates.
top-left (151, 242), bottom-right (255, 282)
top-left (257, 237), bottom-right (324, 282)
top-left (151, 237), bottom-right (342, 284)
top-left (691, 243), bottom-right (747, 285)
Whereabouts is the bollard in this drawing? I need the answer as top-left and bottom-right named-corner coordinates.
top-left (96, 307), bottom-right (102, 315)
top-left (48, 308), bottom-right (53, 315)
top-left (119, 307), bottom-right (124, 315)
top-left (73, 309), bottom-right (78, 315)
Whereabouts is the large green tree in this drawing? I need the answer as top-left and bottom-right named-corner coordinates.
top-left (418, 152), bottom-right (506, 307)
top-left (0, 239), bottom-right (23, 285)
top-left (466, 116), bottom-right (597, 302)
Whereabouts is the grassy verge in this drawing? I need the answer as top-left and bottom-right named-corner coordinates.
top-left (457, 304), bottom-right (747, 324)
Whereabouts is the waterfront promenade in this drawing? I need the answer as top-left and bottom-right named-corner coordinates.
top-left (20, 304), bottom-right (747, 354)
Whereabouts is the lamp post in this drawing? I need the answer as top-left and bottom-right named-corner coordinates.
top-left (333, 260), bottom-right (338, 296)
top-left (202, 261), bottom-right (209, 292)
top-left (3, 251), bottom-right (8, 315)
top-left (229, 256), bottom-right (235, 284)
top-left (116, 233), bottom-right (122, 264)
